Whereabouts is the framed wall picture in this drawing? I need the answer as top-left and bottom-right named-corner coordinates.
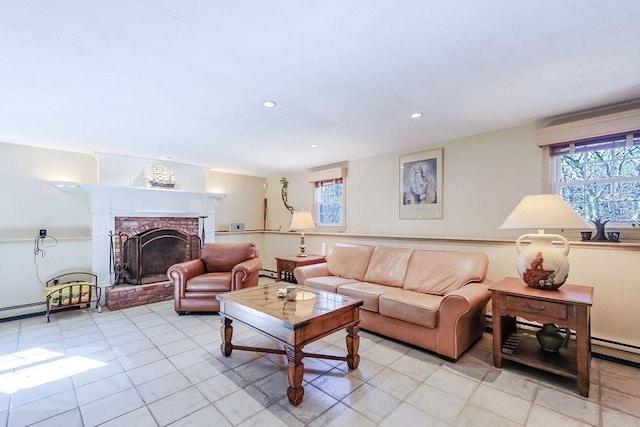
top-left (399, 148), bottom-right (443, 219)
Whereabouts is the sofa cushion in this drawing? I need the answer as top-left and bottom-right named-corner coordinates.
top-left (337, 282), bottom-right (389, 312)
top-left (304, 276), bottom-right (362, 293)
top-left (379, 289), bottom-right (441, 328)
top-left (327, 244), bottom-right (374, 281)
top-left (403, 250), bottom-right (488, 296)
top-left (363, 246), bottom-right (413, 288)
top-left (186, 272), bottom-right (232, 292)
top-left (201, 243), bottom-right (257, 272)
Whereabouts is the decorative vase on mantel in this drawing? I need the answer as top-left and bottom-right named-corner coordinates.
top-left (591, 218), bottom-right (609, 241)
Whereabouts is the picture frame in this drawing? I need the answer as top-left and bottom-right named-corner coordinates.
top-left (399, 148), bottom-right (443, 219)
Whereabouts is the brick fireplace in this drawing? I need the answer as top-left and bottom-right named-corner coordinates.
top-left (106, 216), bottom-right (201, 309)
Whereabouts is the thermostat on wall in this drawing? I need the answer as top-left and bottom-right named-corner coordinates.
top-left (230, 223), bottom-right (245, 232)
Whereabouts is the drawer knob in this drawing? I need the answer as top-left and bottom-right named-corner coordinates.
top-left (524, 302), bottom-right (545, 313)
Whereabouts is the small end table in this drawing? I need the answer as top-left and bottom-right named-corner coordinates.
top-left (490, 277), bottom-right (593, 397)
top-left (275, 255), bottom-right (326, 283)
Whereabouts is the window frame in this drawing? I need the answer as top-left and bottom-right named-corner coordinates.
top-left (313, 176), bottom-right (346, 232)
top-left (550, 130), bottom-right (640, 229)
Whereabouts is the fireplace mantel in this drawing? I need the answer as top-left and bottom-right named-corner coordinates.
top-left (83, 184), bottom-right (223, 287)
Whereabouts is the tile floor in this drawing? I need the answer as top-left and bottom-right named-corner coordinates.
top-left (1, 294), bottom-right (639, 426)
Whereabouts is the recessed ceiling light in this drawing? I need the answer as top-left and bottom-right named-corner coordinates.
top-left (263, 101), bottom-right (277, 108)
top-left (310, 144), bottom-right (319, 148)
top-left (410, 112), bottom-right (423, 119)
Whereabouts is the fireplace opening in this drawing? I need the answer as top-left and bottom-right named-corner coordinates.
top-left (122, 228), bottom-right (200, 285)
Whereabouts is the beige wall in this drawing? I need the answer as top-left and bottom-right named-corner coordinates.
top-left (264, 124), bottom-right (640, 352)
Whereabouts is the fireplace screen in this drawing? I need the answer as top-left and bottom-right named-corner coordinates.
top-left (123, 228), bottom-right (200, 285)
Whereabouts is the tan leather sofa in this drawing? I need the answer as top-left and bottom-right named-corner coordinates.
top-left (293, 243), bottom-right (492, 360)
top-left (168, 242), bottom-right (262, 314)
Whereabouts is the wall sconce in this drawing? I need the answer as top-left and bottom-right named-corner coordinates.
top-left (51, 181), bottom-right (79, 192)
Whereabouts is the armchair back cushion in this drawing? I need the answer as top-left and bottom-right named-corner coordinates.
top-left (202, 243), bottom-right (258, 272)
top-left (403, 250), bottom-right (488, 296)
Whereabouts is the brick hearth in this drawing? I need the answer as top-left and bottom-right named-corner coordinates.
top-left (106, 282), bottom-right (174, 310)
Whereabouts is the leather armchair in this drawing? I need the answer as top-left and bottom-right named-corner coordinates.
top-left (168, 242), bottom-right (262, 314)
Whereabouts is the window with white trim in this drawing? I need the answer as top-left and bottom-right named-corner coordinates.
top-left (314, 177), bottom-right (345, 231)
top-left (551, 131), bottom-right (640, 224)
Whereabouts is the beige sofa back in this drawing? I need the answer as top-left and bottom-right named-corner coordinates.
top-left (327, 243), bottom-right (374, 281)
top-left (403, 250), bottom-right (488, 295)
top-left (363, 246), bottom-right (413, 287)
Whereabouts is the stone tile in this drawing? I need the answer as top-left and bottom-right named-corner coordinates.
top-left (168, 346), bottom-right (214, 369)
top-left (453, 403), bottom-right (520, 427)
top-left (75, 372), bottom-right (134, 405)
top-left (10, 377), bottom-right (74, 408)
top-left (8, 389), bottom-right (78, 426)
top-left (425, 365), bottom-right (480, 400)
top-left (29, 408), bottom-right (84, 427)
top-left (126, 359), bottom-right (178, 386)
top-left (406, 383), bottom-right (466, 424)
top-left (469, 383), bottom-right (531, 424)
top-left (276, 383), bottom-right (338, 425)
top-left (337, 356), bottom-right (385, 381)
top-left (80, 387), bottom-right (145, 426)
top-left (181, 357), bottom-right (229, 385)
top-left (234, 355), bottom-right (282, 383)
top-left (601, 406), bottom-right (640, 426)
top-left (601, 386), bottom-right (640, 418)
top-left (482, 369), bottom-right (538, 401)
top-left (341, 383), bottom-right (401, 424)
top-left (147, 386), bottom-right (210, 425)
top-left (367, 367), bottom-right (421, 400)
top-left (527, 404), bottom-right (597, 426)
top-left (380, 401), bottom-right (448, 427)
top-left (137, 371), bottom-right (192, 404)
top-left (601, 368), bottom-right (640, 398)
top-left (310, 367), bottom-right (364, 401)
top-left (238, 404), bottom-right (305, 427)
top-left (119, 347), bottom-right (166, 370)
top-left (196, 371), bottom-right (247, 402)
top-left (169, 405), bottom-right (232, 427)
top-left (388, 353), bottom-right (439, 381)
top-left (71, 359), bottom-right (124, 388)
top-left (157, 337), bottom-right (200, 358)
top-left (149, 330), bottom-right (189, 347)
top-left (111, 337), bottom-right (155, 357)
top-left (360, 341), bottom-right (406, 366)
top-left (214, 385), bottom-right (271, 425)
top-left (307, 402), bottom-right (376, 427)
top-left (535, 385), bottom-right (600, 425)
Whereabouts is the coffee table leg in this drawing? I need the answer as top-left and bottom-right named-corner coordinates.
top-left (285, 345), bottom-right (304, 406)
top-left (220, 316), bottom-right (233, 357)
top-left (346, 325), bottom-right (360, 369)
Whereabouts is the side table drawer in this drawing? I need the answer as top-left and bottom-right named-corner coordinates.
top-left (278, 260), bottom-right (296, 271)
top-left (505, 295), bottom-right (567, 320)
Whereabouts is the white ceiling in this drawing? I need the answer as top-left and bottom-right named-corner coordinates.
top-left (1, 1), bottom-right (639, 177)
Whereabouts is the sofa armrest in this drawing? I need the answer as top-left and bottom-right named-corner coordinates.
top-left (437, 281), bottom-right (492, 359)
top-left (293, 262), bottom-right (330, 285)
top-left (232, 258), bottom-right (263, 290)
top-left (168, 259), bottom-right (206, 298)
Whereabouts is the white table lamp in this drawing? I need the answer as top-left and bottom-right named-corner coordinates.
top-left (290, 210), bottom-right (316, 257)
top-left (500, 194), bottom-right (592, 290)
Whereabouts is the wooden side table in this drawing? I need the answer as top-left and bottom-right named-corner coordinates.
top-left (275, 255), bottom-right (326, 283)
top-left (490, 277), bottom-right (593, 397)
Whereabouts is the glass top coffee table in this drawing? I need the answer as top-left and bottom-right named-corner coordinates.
top-left (216, 283), bottom-right (363, 406)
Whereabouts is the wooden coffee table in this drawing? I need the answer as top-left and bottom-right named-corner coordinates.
top-left (216, 283), bottom-right (363, 405)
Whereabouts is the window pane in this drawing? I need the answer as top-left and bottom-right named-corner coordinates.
top-left (315, 181), bottom-right (344, 226)
top-left (553, 131), bottom-right (640, 222)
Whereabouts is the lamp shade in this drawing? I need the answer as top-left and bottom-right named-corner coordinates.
top-left (500, 194), bottom-right (592, 231)
top-left (290, 211), bottom-right (316, 231)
